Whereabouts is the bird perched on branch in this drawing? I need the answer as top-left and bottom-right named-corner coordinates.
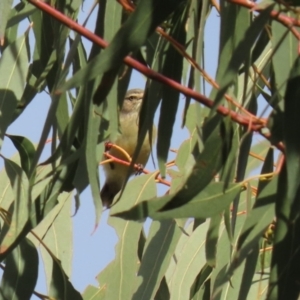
top-left (100, 89), bottom-right (155, 207)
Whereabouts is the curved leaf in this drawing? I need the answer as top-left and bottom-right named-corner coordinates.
top-left (0, 238), bottom-right (38, 300)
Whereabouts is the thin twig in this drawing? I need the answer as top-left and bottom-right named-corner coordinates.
top-left (103, 152), bottom-right (171, 186)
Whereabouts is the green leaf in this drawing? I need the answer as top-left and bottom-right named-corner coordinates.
top-left (169, 221), bottom-right (208, 300)
top-left (86, 102), bottom-right (102, 225)
top-left (206, 213), bottom-right (222, 267)
top-left (165, 220), bottom-right (194, 283)
top-left (6, 135), bottom-right (36, 178)
top-left (30, 163), bottom-right (56, 206)
top-left (0, 154), bottom-right (19, 212)
top-left (272, 13), bottom-right (298, 102)
top-left (218, 245), bottom-right (259, 300)
top-left (155, 182), bottom-right (241, 219)
top-left (6, 2), bottom-right (36, 30)
top-left (157, 3), bottom-right (187, 177)
top-left (39, 193), bottom-right (73, 291)
top-left (190, 264), bottom-right (213, 300)
top-left (94, 0), bottom-right (123, 139)
top-left (0, 0), bottom-right (13, 40)
top-left (29, 9), bottom-right (57, 92)
top-left (212, 5), bottom-right (273, 105)
top-left (82, 285), bottom-right (105, 300)
top-left (103, 174), bottom-right (156, 299)
top-left (104, 0), bottom-right (122, 43)
top-left (70, 36), bottom-right (87, 77)
top-left (111, 173), bottom-right (157, 212)
top-left (219, 120), bottom-right (239, 188)
top-left (170, 138), bottom-right (196, 194)
top-left (214, 3), bottom-right (250, 96)
top-left (4, 2), bottom-right (36, 51)
top-left (236, 177), bottom-right (275, 258)
top-left (49, 257), bottom-right (82, 300)
top-left (246, 269), bottom-right (269, 300)
top-left (210, 196), bottom-right (247, 299)
top-left (218, 176), bottom-right (274, 298)
top-left (283, 56), bottom-right (300, 208)
top-left (0, 238), bottom-right (38, 300)
top-left (245, 140), bottom-right (270, 178)
top-left (114, 182), bottom-right (241, 220)
top-left (175, 138), bottom-right (196, 173)
top-left (133, 219), bottom-right (183, 300)
top-left (115, 115), bottom-right (224, 221)
top-left (0, 32), bottom-right (29, 148)
top-left (269, 56), bottom-right (300, 299)
top-left (161, 115), bottom-right (224, 211)
top-left (59, 0), bottom-right (183, 98)
top-left (235, 244), bottom-right (260, 300)
top-left (29, 190), bottom-right (71, 241)
top-left (0, 158), bottom-right (30, 257)
top-left (29, 94), bottom-right (59, 178)
top-left (56, 92), bottom-right (69, 138)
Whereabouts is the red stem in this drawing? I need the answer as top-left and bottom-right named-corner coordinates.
top-left (27, 0), bottom-right (286, 152)
top-left (228, 0), bottom-right (300, 40)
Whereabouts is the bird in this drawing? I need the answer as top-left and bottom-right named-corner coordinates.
top-left (100, 88), bottom-right (155, 207)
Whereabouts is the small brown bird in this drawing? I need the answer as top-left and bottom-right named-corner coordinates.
top-left (100, 89), bottom-right (155, 207)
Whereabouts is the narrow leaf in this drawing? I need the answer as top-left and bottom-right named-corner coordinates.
top-left (170, 221), bottom-right (208, 300)
top-left (6, 135), bottom-right (36, 178)
top-left (133, 219), bottom-right (183, 300)
top-left (104, 174), bottom-right (157, 300)
top-left (0, 158), bottom-right (30, 256)
top-left (0, 32), bottom-right (29, 148)
top-left (114, 182), bottom-right (241, 220)
top-left (0, 0), bottom-right (13, 41)
top-left (0, 238), bottom-right (38, 300)
top-left (50, 258), bottom-right (82, 300)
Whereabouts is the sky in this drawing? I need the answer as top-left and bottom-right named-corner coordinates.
top-left (0, 0), bottom-right (221, 297)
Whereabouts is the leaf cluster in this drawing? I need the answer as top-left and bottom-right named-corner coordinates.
top-left (0, 0), bottom-right (300, 299)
